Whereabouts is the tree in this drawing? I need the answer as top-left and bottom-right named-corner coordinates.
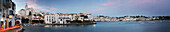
top-left (37, 14), bottom-right (42, 16)
top-left (80, 15), bottom-right (84, 17)
top-left (34, 14), bottom-right (36, 16)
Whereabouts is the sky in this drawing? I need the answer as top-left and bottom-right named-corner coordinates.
top-left (12, 0), bottom-right (170, 17)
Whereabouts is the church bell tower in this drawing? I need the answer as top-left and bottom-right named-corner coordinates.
top-left (25, 3), bottom-right (28, 9)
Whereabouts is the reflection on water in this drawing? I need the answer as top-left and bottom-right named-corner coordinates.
top-left (93, 24), bottom-right (96, 27)
top-left (44, 25), bottom-right (50, 27)
top-left (43, 25), bottom-right (92, 28)
top-left (23, 20), bottom-right (170, 32)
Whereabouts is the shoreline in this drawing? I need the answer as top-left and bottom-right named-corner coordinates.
top-left (94, 20), bottom-right (170, 22)
top-left (45, 22), bottom-right (97, 25)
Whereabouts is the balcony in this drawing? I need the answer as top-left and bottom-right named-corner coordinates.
top-left (0, 9), bottom-right (2, 16)
top-left (0, 9), bottom-right (2, 12)
top-left (12, 2), bottom-right (16, 10)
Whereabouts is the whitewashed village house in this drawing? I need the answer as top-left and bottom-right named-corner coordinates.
top-left (0, 0), bottom-right (18, 29)
top-left (44, 13), bottom-right (93, 24)
top-left (18, 4), bottom-right (35, 19)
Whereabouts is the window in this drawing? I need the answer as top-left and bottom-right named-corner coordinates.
top-left (49, 19), bottom-right (51, 22)
top-left (9, 10), bottom-right (14, 15)
top-left (47, 16), bottom-right (49, 21)
top-left (0, 9), bottom-right (2, 13)
top-left (60, 19), bottom-right (62, 21)
top-left (84, 16), bottom-right (88, 19)
top-left (47, 19), bottom-right (48, 21)
top-left (0, 9), bottom-right (1, 12)
top-left (47, 16), bottom-right (49, 18)
top-left (3, 0), bottom-right (7, 4)
top-left (52, 19), bottom-right (53, 21)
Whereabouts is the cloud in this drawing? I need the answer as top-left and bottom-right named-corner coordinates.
top-left (61, 10), bottom-right (68, 11)
top-left (101, 0), bottom-right (122, 6)
top-left (42, 9), bottom-right (51, 12)
top-left (49, 8), bottom-right (69, 11)
top-left (88, 8), bottom-right (106, 11)
top-left (101, 0), bottom-right (165, 7)
top-left (25, 0), bottom-right (51, 12)
top-left (23, 0), bottom-right (67, 12)
top-left (50, 8), bottom-right (58, 11)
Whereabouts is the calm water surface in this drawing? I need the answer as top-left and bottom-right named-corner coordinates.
top-left (23, 20), bottom-right (170, 32)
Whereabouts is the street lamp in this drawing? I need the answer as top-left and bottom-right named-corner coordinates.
top-left (1, 18), bottom-right (4, 21)
top-left (9, 15), bottom-right (12, 19)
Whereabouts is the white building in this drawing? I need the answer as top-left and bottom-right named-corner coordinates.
top-left (0, 0), bottom-right (17, 29)
top-left (58, 14), bottom-right (72, 24)
top-left (123, 16), bottom-right (137, 21)
top-left (32, 11), bottom-right (44, 20)
top-left (18, 3), bottom-right (35, 19)
top-left (44, 14), bottom-right (59, 24)
top-left (44, 13), bottom-right (72, 24)
top-left (77, 13), bottom-right (93, 21)
top-left (44, 13), bottom-right (93, 24)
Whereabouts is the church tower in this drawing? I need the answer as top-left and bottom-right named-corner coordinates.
top-left (25, 3), bottom-right (28, 9)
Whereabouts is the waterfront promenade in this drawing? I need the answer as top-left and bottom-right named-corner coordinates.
top-left (0, 25), bottom-right (22, 32)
